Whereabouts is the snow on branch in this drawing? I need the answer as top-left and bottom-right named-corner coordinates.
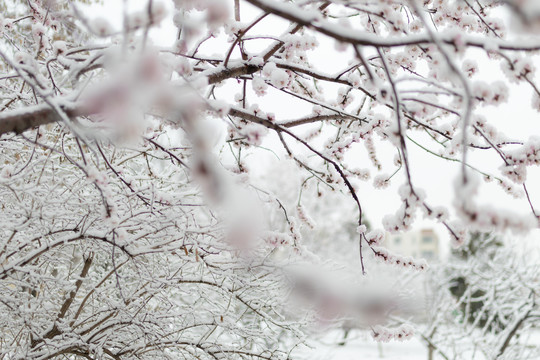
top-left (2, 0), bottom-right (540, 358)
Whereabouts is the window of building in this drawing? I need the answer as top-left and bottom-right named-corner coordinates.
top-left (422, 250), bottom-right (434, 259)
top-left (394, 237), bottom-right (401, 244)
top-left (422, 236), bottom-right (433, 243)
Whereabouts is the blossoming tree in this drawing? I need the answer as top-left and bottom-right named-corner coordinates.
top-left (1, 0), bottom-right (540, 358)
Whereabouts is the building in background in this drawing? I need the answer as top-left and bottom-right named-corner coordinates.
top-left (385, 229), bottom-right (440, 261)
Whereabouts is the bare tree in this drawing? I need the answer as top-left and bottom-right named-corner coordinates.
top-left (419, 236), bottom-right (540, 360)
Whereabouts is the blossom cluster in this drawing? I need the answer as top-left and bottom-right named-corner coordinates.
top-left (371, 324), bottom-right (414, 342)
top-left (371, 246), bottom-right (428, 271)
top-left (297, 205), bottom-right (316, 229)
top-left (262, 231), bottom-right (292, 248)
